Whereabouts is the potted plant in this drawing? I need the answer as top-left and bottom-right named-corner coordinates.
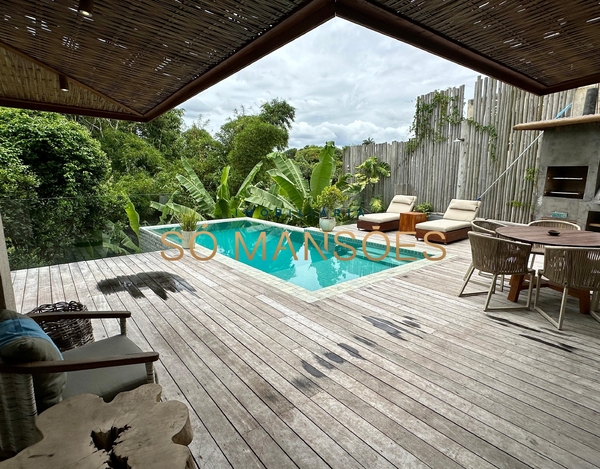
top-left (414, 202), bottom-right (434, 218)
top-left (315, 185), bottom-right (347, 232)
top-left (179, 211), bottom-right (201, 249)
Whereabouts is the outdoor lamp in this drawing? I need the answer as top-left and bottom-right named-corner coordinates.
top-left (78, 0), bottom-right (94, 17)
top-left (59, 75), bottom-right (69, 92)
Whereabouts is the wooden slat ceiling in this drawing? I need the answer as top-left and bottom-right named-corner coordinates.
top-left (1, 0), bottom-right (600, 121)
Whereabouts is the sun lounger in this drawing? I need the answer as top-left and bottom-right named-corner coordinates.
top-left (414, 199), bottom-right (481, 243)
top-left (357, 195), bottom-right (417, 232)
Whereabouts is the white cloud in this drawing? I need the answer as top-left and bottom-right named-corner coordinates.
top-left (180, 17), bottom-right (481, 148)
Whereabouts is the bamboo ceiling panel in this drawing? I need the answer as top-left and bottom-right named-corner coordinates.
top-left (368, 0), bottom-right (600, 91)
top-left (1, 0), bottom-right (600, 121)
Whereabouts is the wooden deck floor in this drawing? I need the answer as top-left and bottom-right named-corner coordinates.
top-left (11, 226), bottom-right (600, 469)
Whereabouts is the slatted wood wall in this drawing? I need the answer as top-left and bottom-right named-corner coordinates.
top-left (343, 76), bottom-right (577, 223)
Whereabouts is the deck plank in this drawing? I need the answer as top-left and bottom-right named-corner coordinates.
top-left (10, 229), bottom-right (600, 469)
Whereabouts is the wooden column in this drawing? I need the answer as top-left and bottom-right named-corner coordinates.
top-left (0, 213), bottom-right (16, 311)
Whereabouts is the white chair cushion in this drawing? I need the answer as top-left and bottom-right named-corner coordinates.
top-left (415, 219), bottom-right (472, 232)
top-left (359, 212), bottom-right (400, 223)
top-left (443, 199), bottom-right (481, 222)
top-left (386, 195), bottom-right (417, 214)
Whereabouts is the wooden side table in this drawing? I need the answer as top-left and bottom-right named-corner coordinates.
top-left (399, 211), bottom-right (427, 232)
top-left (0, 384), bottom-right (193, 469)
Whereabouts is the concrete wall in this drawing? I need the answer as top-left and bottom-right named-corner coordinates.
top-left (534, 122), bottom-right (600, 228)
top-left (140, 226), bottom-right (177, 253)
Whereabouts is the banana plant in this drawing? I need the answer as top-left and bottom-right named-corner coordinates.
top-left (151, 159), bottom-right (262, 221)
top-left (245, 141), bottom-right (338, 222)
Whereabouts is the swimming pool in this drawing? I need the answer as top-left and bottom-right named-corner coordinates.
top-left (147, 219), bottom-right (426, 291)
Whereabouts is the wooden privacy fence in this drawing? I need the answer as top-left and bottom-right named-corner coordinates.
top-left (343, 76), bottom-right (577, 223)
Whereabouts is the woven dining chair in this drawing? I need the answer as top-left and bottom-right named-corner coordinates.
top-left (459, 232), bottom-right (535, 311)
top-left (463, 220), bottom-right (508, 290)
top-left (527, 220), bottom-right (581, 267)
top-left (471, 219), bottom-right (507, 235)
top-left (534, 247), bottom-right (600, 330)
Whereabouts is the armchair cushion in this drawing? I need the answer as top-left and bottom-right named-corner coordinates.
top-left (62, 334), bottom-right (150, 402)
top-left (0, 309), bottom-right (66, 412)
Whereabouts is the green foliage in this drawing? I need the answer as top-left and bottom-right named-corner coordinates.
top-left (284, 148), bottom-right (297, 159)
top-left (246, 142), bottom-right (339, 226)
top-left (524, 167), bottom-right (538, 183)
top-left (405, 90), bottom-right (462, 154)
top-left (310, 142), bottom-right (337, 198)
top-left (369, 196), bottom-right (384, 213)
top-left (259, 98), bottom-right (296, 130)
top-left (112, 171), bottom-right (177, 223)
top-left (227, 116), bottom-right (287, 190)
top-left (315, 185), bottom-right (347, 217)
top-left (0, 109), bottom-right (109, 198)
top-left (98, 127), bottom-right (166, 175)
top-left (509, 200), bottom-right (532, 211)
top-left (345, 156), bottom-right (391, 216)
top-left (414, 202), bottom-right (434, 214)
top-left (362, 137), bottom-right (375, 145)
top-left (465, 118), bottom-right (499, 161)
top-left (151, 159), bottom-right (263, 222)
top-left (349, 156), bottom-right (391, 193)
top-left (101, 220), bottom-right (141, 256)
top-left (0, 144), bottom-right (39, 197)
top-left (135, 109), bottom-right (185, 159)
top-left (293, 145), bottom-right (321, 180)
top-left (0, 109), bottom-right (118, 267)
top-left (124, 197), bottom-right (141, 242)
top-left (179, 211), bottom-right (201, 231)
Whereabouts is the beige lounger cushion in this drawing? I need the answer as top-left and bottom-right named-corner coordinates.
top-left (358, 195), bottom-right (417, 224)
top-left (415, 219), bottom-right (472, 232)
top-left (358, 212), bottom-right (400, 223)
top-left (387, 195), bottom-right (417, 214)
top-left (443, 199), bottom-right (481, 222)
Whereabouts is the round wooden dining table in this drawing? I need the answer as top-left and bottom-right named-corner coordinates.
top-left (495, 225), bottom-right (600, 313)
top-left (495, 225), bottom-right (600, 247)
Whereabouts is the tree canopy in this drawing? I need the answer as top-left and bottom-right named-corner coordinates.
top-left (0, 109), bottom-right (118, 268)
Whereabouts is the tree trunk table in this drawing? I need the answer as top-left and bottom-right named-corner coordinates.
top-left (0, 384), bottom-right (193, 469)
top-left (399, 211), bottom-right (427, 233)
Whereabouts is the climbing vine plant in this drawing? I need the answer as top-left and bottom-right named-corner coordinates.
top-left (405, 90), bottom-right (462, 154)
top-left (403, 89), bottom-right (499, 163)
top-left (465, 117), bottom-right (499, 161)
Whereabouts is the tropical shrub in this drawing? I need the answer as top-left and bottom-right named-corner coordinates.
top-left (151, 159), bottom-right (263, 222)
top-left (0, 109), bottom-right (118, 267)
top-left (314, 185), bottom-right (347, 218)
top-left (245, 141), bottom-right (341, 226)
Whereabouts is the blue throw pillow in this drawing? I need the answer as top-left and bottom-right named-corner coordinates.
top-left (0, 309), bottom-right (66, 412)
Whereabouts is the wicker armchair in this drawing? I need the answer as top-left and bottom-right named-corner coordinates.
top-left (0, 310), bottom-right (159, 456)
top-left (464, 220), bottom-right (508, 289)
top-left (534, 247), bottom-right (600, 330)
top-left (459, 232), bottom-right (535, 311)
top-left (527, 220), bottom-right (581, 267)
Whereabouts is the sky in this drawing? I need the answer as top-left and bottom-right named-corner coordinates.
top-left (180, 17), bottom-right (482, 149)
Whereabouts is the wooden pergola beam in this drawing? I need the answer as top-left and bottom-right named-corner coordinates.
top-left (146, 0), bottom-right (336, 120)
top-left (334, 0), bottom-right (548, 96)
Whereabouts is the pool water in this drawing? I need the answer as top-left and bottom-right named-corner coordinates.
top-left (151, 220), bottom-right (424, 291)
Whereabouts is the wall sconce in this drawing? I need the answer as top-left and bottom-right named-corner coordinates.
top-left (453, 138), bottom-right (465, 143)
top-left (59, 74), bottom-right (69, 92)
top-left (78, 0), bottom-right (94, 17)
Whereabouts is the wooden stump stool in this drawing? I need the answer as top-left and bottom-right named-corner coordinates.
top-left (399, 211), bottom-right (427, 233)
top-left (0, 384), bottom-right (193, 469)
